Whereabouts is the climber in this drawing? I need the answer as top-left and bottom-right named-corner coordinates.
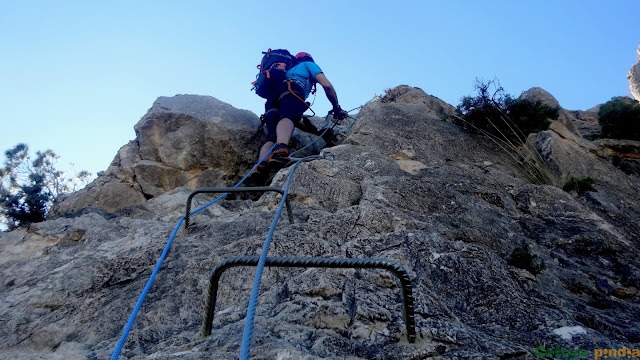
top-left (247, 52), bottom-right (349, 185)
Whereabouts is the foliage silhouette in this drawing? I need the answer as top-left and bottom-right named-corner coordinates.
top-left (1, 143), bottom-right (91, 230)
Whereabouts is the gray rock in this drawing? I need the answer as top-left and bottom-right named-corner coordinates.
top-left (50, 95), bottom-right (344, 217)
top-left (2, 86), bottom-right (639, 359)
top-left (520, 87), bottom-right (560, 109)
top-left (520, 87), bottom-right (581, 136)
top-left (51, 172), bottom-right (147, 213)
top-left (568, 107), bottom-right (601, 140)
top-left (52, 95), bottom-right (264, 216)
top-left (378, 85), bottom-right (457, 117)
top-left (629, 43), bottom-right (640, 101)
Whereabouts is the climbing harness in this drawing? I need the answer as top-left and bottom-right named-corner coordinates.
top-left (258, 81), bottom-right (316, 133)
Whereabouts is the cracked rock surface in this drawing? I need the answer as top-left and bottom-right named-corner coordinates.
top-left (2, 86), bottom-right (639, 359)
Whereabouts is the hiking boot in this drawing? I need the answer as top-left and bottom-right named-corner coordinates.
top-left (321, 128), bottom-right (339, 147)
top-left (245, 161), bottom-right (268, 186)
top-left (268, 143), bottom-right (291, 170)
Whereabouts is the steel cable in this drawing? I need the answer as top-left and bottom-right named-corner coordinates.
top-left (109, 145), bottom-right (277, 359)
top-left (238, 155), bottom-right (320, 359)
top-left (111, 104), bottom-right (363, 359)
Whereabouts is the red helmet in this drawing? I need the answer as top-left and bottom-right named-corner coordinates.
top-left (295, 52), bottom-right (313, 61)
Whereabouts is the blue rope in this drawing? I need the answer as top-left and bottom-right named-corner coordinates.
top-left (289, 114), bottom-right (334, 160)
top-left (239, 155), bottom-right (319, 360)
top-left (190, 143), bottom-right (277, 216)
top-left (110, 103), bottom-right (361, 358)
top-left (110, 144), bottom-right (277, 360)
top-left (289, 106), bottom-right (361, 160)
top-left (110, 217), bottom-right (184, 360)
top-left (236, 107), bottom-right (366, 356)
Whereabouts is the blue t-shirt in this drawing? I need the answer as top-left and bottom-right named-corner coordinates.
top-left (286, 61), bottom-right (323, 99)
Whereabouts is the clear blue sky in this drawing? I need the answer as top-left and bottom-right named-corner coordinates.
top-left (1, 1), bottom-right (638, 177)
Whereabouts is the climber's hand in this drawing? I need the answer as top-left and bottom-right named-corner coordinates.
top-left (329, 106), bottom-right (348, 120)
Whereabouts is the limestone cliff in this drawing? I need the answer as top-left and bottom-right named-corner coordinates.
top-left (1, 86), bottom-right (639, 359)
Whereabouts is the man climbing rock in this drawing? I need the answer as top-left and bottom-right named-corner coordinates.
top-left (248, 52), bottom-right (348, 185)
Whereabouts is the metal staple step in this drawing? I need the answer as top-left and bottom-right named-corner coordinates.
top-left (202, 255), bottom-right (416, 343)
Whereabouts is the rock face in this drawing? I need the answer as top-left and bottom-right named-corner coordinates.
top-left (51, 95), bottom-right (345, 217)
top-left (529, 121), bottom-right (640, 238)
top-left (378, 85), bottom-right (457, 117)
top-left (52, 95), bottom-right (264, 214)
top-left (520, 87), bottom-right (582, 137)
top-left (2, 87), bottom-right (640, 359)
top-left (567, 106), bottom-right (602, 140)
top-left (53, 95), bottom-right (261, 215)
top-left (629, 43), bottom-right (640, 101)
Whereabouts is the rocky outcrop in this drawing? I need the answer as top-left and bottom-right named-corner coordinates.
top-left (567, 106), bottom-right (602, 140)
top-left (378, 85), bottom-right (457, 117)
top-left (50, 95), bottom-right (341, 216)
top-left (51, 95), bottom-right (263, 215)
top-left (529, 121), bottom-right (640, 239)
top-left (2, 87), bottom-right (639, 359)
top-left (520, 87), bottom-right (582, 136)
top-left (629, 43), bottom-right (640, 101)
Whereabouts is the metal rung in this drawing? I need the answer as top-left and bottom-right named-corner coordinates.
top-left (202, 256), bottom-right (416, 343)
top-left (185, 187), bottom-right (294, 230)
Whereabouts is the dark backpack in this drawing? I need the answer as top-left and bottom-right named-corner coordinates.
top-left (251, 49), bottom-right (295, 99)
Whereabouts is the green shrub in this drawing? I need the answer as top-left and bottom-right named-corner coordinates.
top-left (1, 174), bottom-right (50, 228)
top-left (456, 79), bottom-right (558, 144)
top-left (505, 98), bottom-right (556, 136)
top-left (562, 177), bottom-right (596, 195)
top-left (1, 143), bottom-right (92, 230)
top-left (598, 97), bottom-right (640, 140)
top-left (450, 80), bottom-right (559, 186)
top-left (507, 243), bottom-right (544, 275)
